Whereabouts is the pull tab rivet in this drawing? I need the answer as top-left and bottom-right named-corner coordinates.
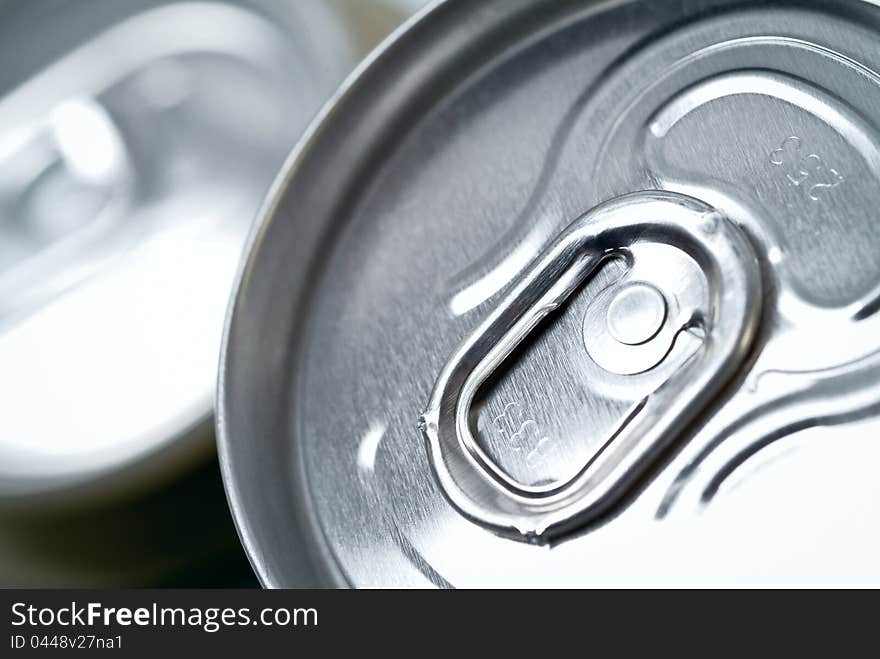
top-left (606, 283), bottom-right (667, 346)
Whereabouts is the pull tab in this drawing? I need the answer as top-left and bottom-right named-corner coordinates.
top-left (419, 191), bottom-right (762, 543)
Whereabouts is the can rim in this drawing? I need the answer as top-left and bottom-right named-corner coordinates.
top-left (217, 0), bottom-right (450, 589)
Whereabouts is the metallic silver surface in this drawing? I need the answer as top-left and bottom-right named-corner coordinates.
top-left (0, 0), bottom-right (359, 504)
top-left (219, 0), bottom-right (880, 586)
top-left (421, 192), bottom-right (762, 541)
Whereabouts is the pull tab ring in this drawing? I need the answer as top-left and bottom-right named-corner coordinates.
top-left (420, 191), bottom-right (762, 543)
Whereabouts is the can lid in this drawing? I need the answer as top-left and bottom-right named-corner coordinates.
top-left (220, 0), bottom-right (880, 586)
top-left (0, 0), bottom-right (359, 504)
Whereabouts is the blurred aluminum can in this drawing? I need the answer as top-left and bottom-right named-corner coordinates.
top-left (219, 0), bottom-right (880, 587)
top-left (0, 0), bottom-right (422, 586)
top-left (0, 0), bottom-right (369, 507)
